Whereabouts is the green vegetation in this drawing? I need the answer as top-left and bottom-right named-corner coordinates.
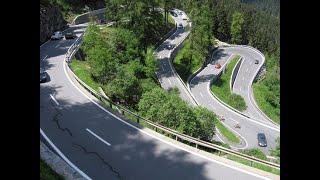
top-left (227, 154), bottom-right (280, 175)
top-left (173, 39), bottom-right (203, 82)
top-left (253, 54), bottom-right (280, 124)
top-left (211, 55), bottom-right (247, 111)
top-left (40, 159), bottom-right (64, 180)
top-left (227, 148), bottom-right (279, 175)
top-left (138, 87), bottom-right (216, 140)
top-left (230, 12), bottom-right (244, 44)
top-left (215, 120), bottom-right (240, 144)
top-left (70, 59), bottom-right (101, 91)
top-left (270, 137), bottom-right (280, 163)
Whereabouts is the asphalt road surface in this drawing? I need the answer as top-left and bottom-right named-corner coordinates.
top-left (155, 10), bottom-right (197, 106)
top-left (189, 48), bottom-right (280, 154)
top-left (40, 19), bottom-right (275, 180)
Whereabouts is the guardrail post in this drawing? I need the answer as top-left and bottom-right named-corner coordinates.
top-left (109, 102), bottom-right (112, 109)
top-left (250, 161), bottom-right (253, 167)
top-left (195, 143), bottom-right (198, 149)
top-left (121, 109), bottom-right (124, 115)
top-left (218, 151), bottom-right (221, 156)
top-left (176, 135), bottom-right (178, 141)
top-left (136, 117), bottom-right (140, 124)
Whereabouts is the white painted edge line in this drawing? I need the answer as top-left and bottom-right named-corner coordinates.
top-left (63, 59), bottom-right (271, 180)
top-left (86, 128), bottom-right (111, 146)
top-left (42, 55), bottom-right (48, 61)
top-left (206, 79), bottom-right (279, 132)
top-left (40, 128), bottom-right (92, 180)
top-left (50, 94), bottom-right (60, 106)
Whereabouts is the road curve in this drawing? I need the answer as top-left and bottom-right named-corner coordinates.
top-left (155, 10), bottom-right (197, 106)
top-left (189, 47), bottom-right (280, 154)
top-left (40, 13), bottom-right (276, 180)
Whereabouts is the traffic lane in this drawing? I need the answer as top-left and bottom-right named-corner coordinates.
top-left (189, 63), bottom-right (279, 151)
top-left (190, 81), bottom-right (278, 154)
top-left (40, 86), bottom-right (269, 180)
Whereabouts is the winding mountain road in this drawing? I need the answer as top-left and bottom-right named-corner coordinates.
top-left (188, 47), bottom-right (280, 154)
top-left (40, 9), bottom-right (278, 180)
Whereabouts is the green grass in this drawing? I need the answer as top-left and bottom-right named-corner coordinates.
top-left (216, 120), bottom-right (240, 144)
top-left (210, 55), bottom-right (247, 111)
top-left (173, 39), bottom-right (203, 82)
top-left (40, 159), bottom-right (64, 180)
top-left (253, 82), bottom-right (280, 124)
top-left (70, 59), bottom-right (101, 91)
top-left (227, 155), bottom-right (280, 175)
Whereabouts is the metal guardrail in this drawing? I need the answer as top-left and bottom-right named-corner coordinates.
top-left (65, 34), bottom-right (280, 170)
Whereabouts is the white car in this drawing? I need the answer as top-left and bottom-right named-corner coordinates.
top-left (51, 31), bottom-right (63, 40)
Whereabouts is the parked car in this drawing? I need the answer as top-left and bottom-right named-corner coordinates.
top-left (255, 59), bottom-right (259, 64)
top-left (64, 32), bottom-right (77, 39)
top-left (51, 31), bottom-right (63, 40)
top-left (257, 133), bottom-right (267, 147)
top-left (215, 63), bottom-right (221, 69)
top-left (40, 69), bottom-right (48, 83)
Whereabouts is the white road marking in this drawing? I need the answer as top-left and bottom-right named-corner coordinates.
top-left (55, 44), bottom-right (60, 48)
top-left (239, 87), bottom-right (242, 92)
top-left (40, 129), bottom-right (92, 180)
top-left (42, 55), bottom-right (48, 61)
top-left (199, 92), bottom-right (204, 98)
top-left (50, 94), bottom-right (60, 106)
top-left (246, 68), bottom-right (249, 72)
top-left (63, 60), bottom-right (271, 180)
top-left (168, 79), bottom-right (172, 85)
top-left (86, 128), bottom-right (111, 146)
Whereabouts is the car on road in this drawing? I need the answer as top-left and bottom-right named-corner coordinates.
top-left (51, 31), bottom-right (63, 40)
top-left (169, 11), bottom-right (178, 17)
top-left (178, 23), bottom-right (183, 29)
top-left (167, 44), bottom-right (175, 50)
top-left (257, 133), bottom-right (267, 147)
top-left (40, 69), bottom-right (48, 83)
top-left (64, 32), bottom-right (77, 39)
top-left (255, 59), bottom-right (259, 64)
top-left (215, 63), bottom-right (221, 69)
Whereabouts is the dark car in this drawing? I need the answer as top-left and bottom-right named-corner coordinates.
top-left (255, 59), bottom-right (259, 64)
top-left (169, 11), bottom-right (178, 17)
top-left (178, 23), bottom-right (183, 29)
top-left (257, 133), bottom-right (267, 147)
top-left (64, 32), bottom-right (77, 39)
top-left (40, 69), bottom-right (47, 83)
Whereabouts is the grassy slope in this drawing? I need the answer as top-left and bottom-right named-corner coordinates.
top-left (252, 83), bottom-right (279, 124)
top-left (216, 121), bottom-right (240, 144)
top-left (70, 59), bottom-right (101, 91)
top-left (210, 55), bottom-right (247, 111)
top-left (227, 155), bottom-right (280, 175)
top-left (40, 159), bottom-right (64, 180)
